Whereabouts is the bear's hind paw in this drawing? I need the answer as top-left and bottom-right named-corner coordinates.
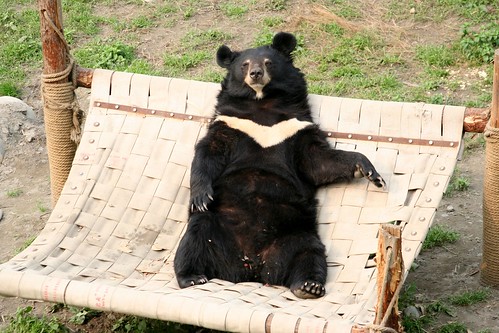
top-left (291, 281), bottom-right (325, 299)
top-left (177, 274), bottom-right (209, 288)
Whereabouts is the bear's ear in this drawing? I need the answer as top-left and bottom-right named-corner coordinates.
top-left (271, 32), bottom-right (297, 58)
top-left (216, 45), bottom-right (237, 69)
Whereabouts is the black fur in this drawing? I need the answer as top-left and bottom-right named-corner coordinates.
top-left (174, 32), bottom-right (385, 299)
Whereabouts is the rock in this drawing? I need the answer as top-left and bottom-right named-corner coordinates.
top-left (403, 305), bottom-right (422, 319)
top-left (0, 209), bottom-right (3, 222)
top-left (446, 205), bottom-right (455, 213)
top-left (410, 7), bottom-right (416, 14)
top-left (0, 96), bottom-right (36, 120)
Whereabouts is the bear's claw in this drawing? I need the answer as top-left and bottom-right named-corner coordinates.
top-left (355, 163), bottom-right (386, 189)
top-left (190, 191), bottom-right (214, 212)
top-left (291, 280), bottom-right (326, 299)
top-left (177, 274), bottom-right (209, 288)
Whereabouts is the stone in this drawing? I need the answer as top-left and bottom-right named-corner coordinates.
top-left (0, 96), bottom-right (36, 120)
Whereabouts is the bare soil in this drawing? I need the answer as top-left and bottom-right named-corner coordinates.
top-left (0, 1), bottom-right (497, 332)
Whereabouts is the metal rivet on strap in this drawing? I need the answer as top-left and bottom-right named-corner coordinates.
top-left (405, 247), bottom-right (412, 252)
top-left (388, 137), bottom-right (393, 142)
top-left (429, 140), bottom-right (434, 145)
top-left (170, 113), bottom-right (174, 117)
top-left (89, 139), bottom-right (95, 143)
top-left (408, 139), bottom-right (413, 144)
top-left (188, 115), bottom-right (193, 120)
top-left (96, 102), bottom-right (101, 107)
top-left (411, 231), bottom-right (417, 236)
top-left (71, 185), bottom-right (77, 190)
top-left (434, 181), bottom-right (439, 186)
top-left (425, 197), bottom-right (432, 203)
top-left (83, 155), bottom-right (89, 160)
top-left (450, 142), bottom-right (455, 147)
top-left (132, 107), bottom-right (137, 112)
top-left (440, 166), bottom-right (446, 171)
top-left (93, 122), bottom-right (100, 127)
top-left (115, 105), bottom-right (119, 109)
top-left (327, 132), bottom-right (332, 137)
top-left (151, 110), bottom-right (156, 114)
top-left (347, 134), bottom-right (352, 139)
top-left (368, 135), bottom-right (372, 140)
top-left (419, 216), bottom-right (426, 221)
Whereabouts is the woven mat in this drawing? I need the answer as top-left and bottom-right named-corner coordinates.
top-left (0, 69), bottom-right (465, 332)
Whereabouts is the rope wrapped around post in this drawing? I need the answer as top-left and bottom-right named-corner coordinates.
top-left (40, 7), bottom-right (84, 205)
top-left (481, 121), bottom-right (499, 286)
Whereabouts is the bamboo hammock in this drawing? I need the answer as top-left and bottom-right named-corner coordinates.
top-left (0, 1), bottom-right (498, 332)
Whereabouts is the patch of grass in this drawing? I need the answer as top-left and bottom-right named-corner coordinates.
top-left (36, 201), bottom-right (48, 213)
top-left (68, 307), bottom-right (102, 325)
top-left (181, 29), bottom-right (233, 48)
top-left (3, 306), bottom-right (69, 333)
top-left (436, 322), bottom-right (468, 333)
top-left (416, 45), bottom-right (456, 68)
top-left (74, 40), bottom-right (149, 73)
top-left (130, 15), bottom-right (154, 29)
top-left (460, 22), bottom-right (499, 64)
top-left (0, 82), bottom-right (20, 97)
top-left (163, 51), bottom-right (211, 76)
top-left (448, 289), bottom-right (490, 306)
top-left (266, 0), bottom-right (287, 11)
top-left (445, 170), bottom-right (471, 196)
top-left (7, 188), bottom-right (23, 198)
top-left (220, 2), bottom-right (249, 18)
top-left (262, 16), bottom-right (285, 27)
top-left (422, 225), bottom-right (460, 250)
top-left (15, 236), bottom-right (36, 254)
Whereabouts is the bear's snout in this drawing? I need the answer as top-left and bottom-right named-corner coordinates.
top-left (249, 66), bottom-right (264, 80)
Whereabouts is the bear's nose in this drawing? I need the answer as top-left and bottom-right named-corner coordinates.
top-left (249, 67), bottom-right (263, 80)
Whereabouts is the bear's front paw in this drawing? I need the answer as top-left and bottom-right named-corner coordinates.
top-left (354, 163), bottom-right (386, 189)
top-left (190, 189), bottom-right (214, 212)
top-left (291, 280), bottom-right (326, 299)
top-left (177, 274), bottom-right (209, 288)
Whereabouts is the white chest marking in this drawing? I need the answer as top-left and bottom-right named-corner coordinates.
top-left (216, 115), bottom-right (313, 148)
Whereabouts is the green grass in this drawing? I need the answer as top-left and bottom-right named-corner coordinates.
top-left (448, 289), bottom-right (490, 306)
top-left (6, 188), bottom-right (23, 198)
top-left (422, 225), bottom-right (460, 250)
top-left (15, 236), bottom-right (36, 254)
top-left (445, 169), bottom-right (471, 196)
top-left (3, 306), bottom-right (69, 333)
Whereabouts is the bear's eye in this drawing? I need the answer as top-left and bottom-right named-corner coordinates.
top-left (241, 61), bottom-right (249, 69)
top-left (264, 59), bottom-right (272, 67)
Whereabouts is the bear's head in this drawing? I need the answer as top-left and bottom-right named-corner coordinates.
top-left (216, 32), bottom-right (307, 102)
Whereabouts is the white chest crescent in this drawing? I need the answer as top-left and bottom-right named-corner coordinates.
top-left (216, 115), bottom-right (314, 148)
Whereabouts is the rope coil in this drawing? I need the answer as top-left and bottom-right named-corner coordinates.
top-left (40, 9), bottom-right (84, 204)
top-left (481, 121), bottom-right (499, 286)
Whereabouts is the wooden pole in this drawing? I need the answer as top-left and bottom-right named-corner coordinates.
top-left (481, 49), bottom-right (499, 287)
top-left (491, 49), bottom-right (499, 129)
top-left (38, 0), bottom-right (78, 206)
top-left (374, 224), bottom-right (403, 331)
top-left (39, 0), bottom-right (66, 81)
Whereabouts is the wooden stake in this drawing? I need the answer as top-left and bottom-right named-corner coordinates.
top-left (38, 0), bottom-right (67, 81)
top-left (374, 224), bottom-right (403, 331)
top-left (491, 49), bottom-right (499, 129)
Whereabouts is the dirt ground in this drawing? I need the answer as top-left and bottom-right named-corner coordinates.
top-left (1, 0), bottom-right (498, 332)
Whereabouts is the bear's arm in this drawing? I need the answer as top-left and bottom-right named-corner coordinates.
top-left (296, 127), bottom-right (384, 188)
top-left (190, 122), bottom-right (234, 212)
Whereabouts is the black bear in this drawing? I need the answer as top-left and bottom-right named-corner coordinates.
top-left (174, 32), bottom-right (385, 299)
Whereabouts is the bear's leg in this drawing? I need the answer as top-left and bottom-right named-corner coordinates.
top-left (174, 212), bottom-right (242, 288)
top-left (261, 234), bottom-right (327, 299)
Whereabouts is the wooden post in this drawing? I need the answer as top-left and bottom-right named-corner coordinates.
top-left (38, 0), bottom-right (78, 205)
top-left (39, 0), bottom-right (67, 81)
top-left (491, 49), bottom-right (499, 128)
top-left (374, 224), bottom-right (403, 331)
top-left (481, 49), bottom-right (499, 287)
